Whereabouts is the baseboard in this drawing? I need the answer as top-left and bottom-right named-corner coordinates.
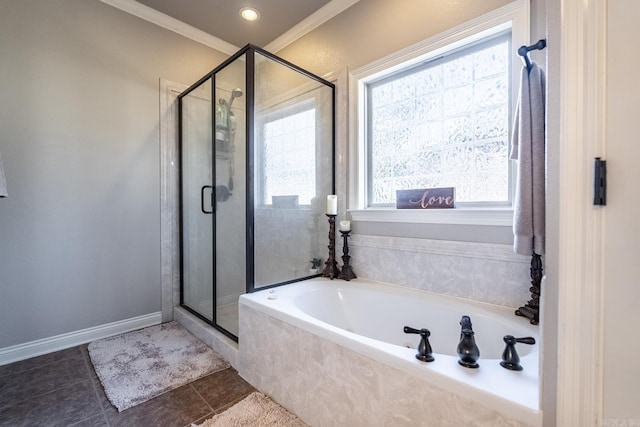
top-left (0, 312), bottom-right (162, 366)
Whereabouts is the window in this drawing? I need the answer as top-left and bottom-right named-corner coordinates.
top-left (367, 34), bottom-right (511, 207)
top-left (349, 2), bottom-right (529, 225)
top-left (259, 104), bottom-right (316, 206)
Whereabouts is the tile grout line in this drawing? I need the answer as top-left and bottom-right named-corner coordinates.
top-left (0, 347), bottom-right (83, 379)
top-left (0, 347), bottom-right (91, 415)
top-left (81, 345), bottom-right (112, 427)
top-left (215, 394), bottom-right (251, 413)
top-left (186, 367), bottom-right (256, 426)
top-left (187, 382), bottom-right (215, 426)
top-left (66, 412), bottom-right (107, 427)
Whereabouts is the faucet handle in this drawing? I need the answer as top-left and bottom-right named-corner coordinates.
top-left (403, 326), bottom-right (435, 362)
top-left (500, 335), bottom-right (536, 371)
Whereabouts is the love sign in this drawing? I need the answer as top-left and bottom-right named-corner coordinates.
top-left (396, 187), bottom-right (455, 209)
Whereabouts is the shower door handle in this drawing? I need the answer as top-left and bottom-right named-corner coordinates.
top-left (201, 185), bottom-right (213, 214)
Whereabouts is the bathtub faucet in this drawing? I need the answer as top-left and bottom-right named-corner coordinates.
top-left (457, 315), bottom-right (480, 369)
top-left (403, 326), bottom-right (434, 362)
top-left (500, 335), bottom-right (536, 371)
top-left (459, 315), bottom-right (472, 331)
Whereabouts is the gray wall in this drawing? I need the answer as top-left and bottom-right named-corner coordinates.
top-left (276, 0), bottom-right (522, 243)
top-left (277, 0), bottom-right (515, 77)
top-left (0, 0), bottom-right (547, 347)
top-left (0, 0), bottom-right (226, 348)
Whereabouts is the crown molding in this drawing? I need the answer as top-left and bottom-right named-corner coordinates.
top-left (100, 0), bottom-right (359, 55)
top-left (99, 0), bottom-right (239, 55)
top-left (265, 0), bottom-right (360, 52)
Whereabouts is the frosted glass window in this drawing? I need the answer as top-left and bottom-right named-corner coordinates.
top-left (367, 33), bottom-right (511, 206)
top-left (262, 108), bottom-right (316, 205)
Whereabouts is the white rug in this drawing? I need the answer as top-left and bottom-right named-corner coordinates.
top-left (88, 321), bottom-right (230, 412)
top-left (195, 392), bottom-right (307, 427)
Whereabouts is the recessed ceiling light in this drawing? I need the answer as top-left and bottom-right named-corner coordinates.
top-left (240, 7), bottom-right (260, 21)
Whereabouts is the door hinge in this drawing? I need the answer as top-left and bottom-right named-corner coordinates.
top-left (594, 158), bottom-right (606, 206)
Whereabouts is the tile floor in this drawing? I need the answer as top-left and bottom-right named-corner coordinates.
top-left (0, 344), bottom-right (256, 427)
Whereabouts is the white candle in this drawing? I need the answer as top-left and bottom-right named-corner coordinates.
top-left (327, 195), bottom-right (337, 215)
top-left (339, 220), bottom-right (351, 232)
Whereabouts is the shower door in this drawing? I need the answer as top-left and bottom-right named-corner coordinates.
top-left (180, 78), bottom-right (214, 322)
top-left (179, 59), bottom-right (247, 340)
top-left (211, 57), bottom-right (247, 338)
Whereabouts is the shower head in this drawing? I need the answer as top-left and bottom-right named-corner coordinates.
top-left (228, 88), bottom-right (243, 109)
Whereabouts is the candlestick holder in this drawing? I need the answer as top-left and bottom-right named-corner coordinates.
top-left (322, 214), bottom-right (340, 279)
top-left (515, 252), bottom-right (542, 325)
top-left (338, 230), bottom-right (357, 281)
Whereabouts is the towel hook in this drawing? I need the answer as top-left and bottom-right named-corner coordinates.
top-left (517, 39), bottom-right (547, 71)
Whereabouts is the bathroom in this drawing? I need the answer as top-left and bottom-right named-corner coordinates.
top-left (0, 0), bottom-right (638, 426)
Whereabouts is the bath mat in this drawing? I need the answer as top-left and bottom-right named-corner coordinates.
top-left (88, 321), bottom-right (230, 412)
top-left (194, 392), bottom-right (307, 427)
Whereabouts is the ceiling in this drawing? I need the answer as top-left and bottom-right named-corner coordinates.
top-left (101, 0), bottom-right (358, 54)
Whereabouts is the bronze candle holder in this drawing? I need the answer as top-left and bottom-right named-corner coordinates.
top-left (338, 230), bottom-right (357, 281)
top-left (515, 252), bottom-right (542, 325)
top-left (322, 214), bottom-right (340, 279)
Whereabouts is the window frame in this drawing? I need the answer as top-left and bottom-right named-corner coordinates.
top-left (255, 81), bottom-right (331, 210)
top-left (366, 32), bottom-right (513, 208)
top-left (348, 0), bottom-right (530, 226)
top-left (256, 99), bottom-right (317, 208)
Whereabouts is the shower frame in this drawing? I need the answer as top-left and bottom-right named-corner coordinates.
top-left (177, 44), bottom-right (336, 341)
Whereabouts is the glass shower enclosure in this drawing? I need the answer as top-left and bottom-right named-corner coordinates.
top-left (179, 45), bottom-right (335, 341)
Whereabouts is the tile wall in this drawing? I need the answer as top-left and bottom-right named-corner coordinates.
top-left (348, 234), bottom-right (532, 309)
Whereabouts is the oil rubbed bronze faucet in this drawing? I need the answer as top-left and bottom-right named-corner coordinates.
top-left (403, 326), bottom-right (435, 362)
top-left (457, 316), bottom-right (480, 368)
top-left (500, 335), bottom-right (536, 371)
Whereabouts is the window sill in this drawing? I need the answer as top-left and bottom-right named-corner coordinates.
top-left (348, 207), bottom-right (513, 226)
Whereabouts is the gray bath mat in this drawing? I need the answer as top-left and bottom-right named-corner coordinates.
top-left (194, 392), bottom-right (307, 427)
top-left (88, 321), bottom-right (230, 412)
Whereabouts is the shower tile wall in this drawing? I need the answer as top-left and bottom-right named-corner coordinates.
top-left (349, 234), bottom-right (531, 309)
top-left (254, 207), bottom-right (324, 286)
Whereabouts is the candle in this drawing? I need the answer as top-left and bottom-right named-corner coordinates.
top-left (339, 220), bottom-right (351, 232)
top-left (327, 195), bottom-right (337, 215)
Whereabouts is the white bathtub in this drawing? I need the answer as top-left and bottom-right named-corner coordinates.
top-left (239, 278), bottom-right (541, 426)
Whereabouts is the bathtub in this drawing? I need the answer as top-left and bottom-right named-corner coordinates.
top-left (238, 278), bottom-right (541, 426)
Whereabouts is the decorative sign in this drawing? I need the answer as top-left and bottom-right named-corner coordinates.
top-left (396, 187), bottom-right (455, 209)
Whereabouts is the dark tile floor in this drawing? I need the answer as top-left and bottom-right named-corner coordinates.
top-left (0, 344), bottom-right (256, 427)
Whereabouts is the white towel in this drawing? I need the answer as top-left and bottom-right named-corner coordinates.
top-left (511, 63), bottom-right (545, 255)
top-left (0, 151), bottom-right (7, 198)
